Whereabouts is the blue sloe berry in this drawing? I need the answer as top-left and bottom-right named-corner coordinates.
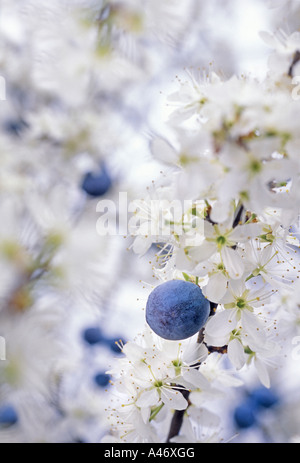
top-left (81, 164), bottom-right (112, 197)
top-left (146, 280), bottom-right (210, 341)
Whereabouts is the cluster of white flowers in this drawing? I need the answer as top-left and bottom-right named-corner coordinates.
top-left (105, 0), bottom-right (300, 444)
top-left (0, 0), bottom-right (245, 444)
top-left (2, 0), bottom-right (300, 445)
top-left (103, 328), bottom-right (242, 443)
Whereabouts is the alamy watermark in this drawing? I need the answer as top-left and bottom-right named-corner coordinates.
top-left (96, 193), bottom-right (204, 246)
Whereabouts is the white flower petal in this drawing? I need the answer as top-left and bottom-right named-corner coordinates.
top-left (160, 387), bottom-right (188, 410)
top-left (141, 406), bottom-right (151, 424)
top-left (254, 358), bottom-right (271, 389)
top-left (241, 310), bottom-right (266, 347)
top-left (182, 342), bottom-right (208, 365)
top-left (188, 407), bottom-right (221, 429)
top-left (132, 235), bottom-right (153, 256)
top-left (205, 309), bottom-right (238, 338)
top-left (189, 388), bottom-right (223, 407)
top-left (228, 338), bottom-right (246, 370)
top-left (259, 30), bottom-right (278, 48)
top-left (210, 201), bottom-right (231, 224)
top-left (203, 272), bottom-right (228, 303)
top-left (136, 388), bottom-right (159, 408)
top-left (229, 223), bottom-right (262, 242)
top-left (151, 138), bottom-right (177, 164)
top-left (221, 247), bottom-right (244, 280)
top-left (183, 369), bottom-right (211, 389)
top-left (175, 247), bottom-right (198, 272)
top-left (189, 241), bottom-right (216, 263)
top-left (122, 342), bottom-right (149, 362)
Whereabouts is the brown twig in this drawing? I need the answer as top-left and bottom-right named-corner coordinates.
top-left (288, 50), bottom-right (300, 78)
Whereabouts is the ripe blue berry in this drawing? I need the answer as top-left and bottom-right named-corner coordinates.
top-left (94, 372), bottom-right (111, 388)
top-left (250, 387), bottom-right (279, 409)
top-left (82, 327), bottom-right (104, 346)
top-left (146, 280), bottom-right (210, 341)
top-left (0, 405), bottom-right (18, 426)
top-left (81, 165), bottom-right (112, 197)
top-left (233, 401), bottom-right (257, 429)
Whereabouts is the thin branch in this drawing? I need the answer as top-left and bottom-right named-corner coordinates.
top-left (288, 50), bottom-right (300, 78)
top-left (232, 204), bottom-right (244, 228)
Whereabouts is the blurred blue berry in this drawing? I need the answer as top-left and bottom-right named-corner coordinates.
top-left (82, 327), bottom-right (104, 346)
top-left (94, 372), bottom-right (111, 388)
top-left (250, 387), bottom-right (279, 409)
top-left (81, 165), bottom-right (112, 197)
top-left (234, 401), bottom-right (257, 429)
top-left (146, 280), bottom-right (210, 340)
top-left (0, 405), bottom-right (18, 427)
